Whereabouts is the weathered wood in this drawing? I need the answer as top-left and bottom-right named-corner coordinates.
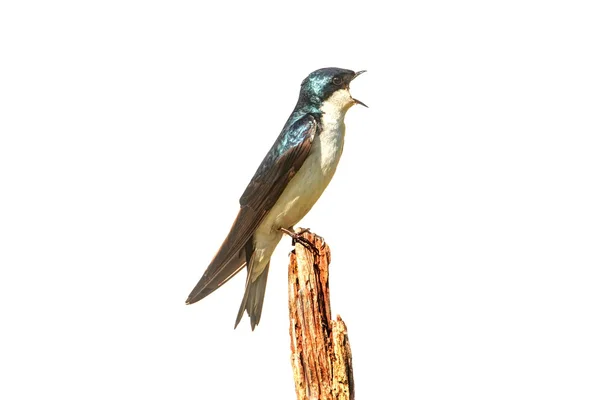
top-left (288, 231), bottom-right (354, 400)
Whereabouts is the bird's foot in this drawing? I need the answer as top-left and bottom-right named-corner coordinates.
top-left (280, 227), bottom-right (320, 256)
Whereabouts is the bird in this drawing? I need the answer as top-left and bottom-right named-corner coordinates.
top-left (186, 67), bottom-right (366, 330)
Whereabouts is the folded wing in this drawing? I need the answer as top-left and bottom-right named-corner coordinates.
top-left (186, 114), bottom-right (320, 304)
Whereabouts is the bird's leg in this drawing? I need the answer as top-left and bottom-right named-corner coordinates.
top-left (280, 227), bottom-right (320, 256)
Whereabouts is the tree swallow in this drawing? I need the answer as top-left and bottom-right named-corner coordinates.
top-left (186, 67), bottom-right (366, 330)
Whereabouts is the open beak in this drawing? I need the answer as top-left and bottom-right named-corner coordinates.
top-left (351, 70), bottom-right (368, 108)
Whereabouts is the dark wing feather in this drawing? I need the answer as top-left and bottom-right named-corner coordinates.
top-left (186, 114), bottom-right (320, 304)
top-left (239, 113), bottom-right (319, 210)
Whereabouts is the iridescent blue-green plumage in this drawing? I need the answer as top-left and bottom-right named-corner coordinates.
top-left (241, 68), bottom-right (357, 201)
top-left (186, 67), bottom-right (364, 330)
top-left (240, 113), bottom-right (317, 211)
top-left (298, 67), bottom-right (356, 109)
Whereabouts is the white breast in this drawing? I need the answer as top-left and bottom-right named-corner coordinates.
top-left (259, 88), bottom-right (356, 233)
top-left (250, 88), bottom-right (357, 280)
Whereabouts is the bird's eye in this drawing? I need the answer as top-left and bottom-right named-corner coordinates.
top-left (332, 77), bottom-right (342, 85)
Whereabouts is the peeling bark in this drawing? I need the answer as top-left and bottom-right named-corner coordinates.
top-left (288, 231), bottom-right (354, 400)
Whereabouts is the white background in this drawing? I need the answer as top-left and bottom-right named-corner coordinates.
top-left (1, 1), bottom-right (599, 399)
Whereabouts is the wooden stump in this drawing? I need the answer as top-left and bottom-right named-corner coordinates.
top-left (288, 231), bottom-right (354, 400)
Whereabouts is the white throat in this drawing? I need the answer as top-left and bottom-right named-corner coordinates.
top-left (251, 89), bottom-right (356, 280)
top-left (319, 88), bottom-right (355, 123)
top-left (318, 88), bottom-right (354, 156)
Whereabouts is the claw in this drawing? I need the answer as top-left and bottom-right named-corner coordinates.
top-left (280, 227), bottom-right (320, 256)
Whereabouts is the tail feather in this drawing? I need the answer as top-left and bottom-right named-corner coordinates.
top-left (234, 261), bottom-right (270, 330)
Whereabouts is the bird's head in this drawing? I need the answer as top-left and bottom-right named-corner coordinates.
top-left (299, 67), bottom-right (367, 113)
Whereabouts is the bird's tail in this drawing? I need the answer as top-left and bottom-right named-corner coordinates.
top-left (234, 261), bottom-right (270, 330)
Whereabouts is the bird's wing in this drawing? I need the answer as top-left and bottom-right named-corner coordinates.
top-left (186, 114), bottom-right (320, 304)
